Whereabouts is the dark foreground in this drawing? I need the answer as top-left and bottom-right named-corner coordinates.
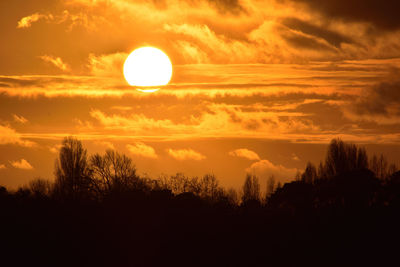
top-left (1, 137), bottom-right (400, 266)
top-left (1, 177), bottom-right (400, 267)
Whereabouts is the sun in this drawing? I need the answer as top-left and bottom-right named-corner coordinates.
top-left (123, 47), bottom-right (173, 88)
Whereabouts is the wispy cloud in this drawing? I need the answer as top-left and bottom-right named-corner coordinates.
top-left (167, 148), bottom-right (206, 161)
top-left (17, 10), bottom-right (100, 31)
top-left (89, 103), bottom-right (318, 139)
top-left (0, 164), bottom-right (6, 170)
top-left (229, 148), bottom-right (260, 160)
top-left (17, 13), bottom-right (48, 28)
top-left (88, 52), bottom-right (127, 77)
top-left (111, 106), bottom-right (133, 111)
top-left (246, 159), bottom-right (299, 183)
top-left (40, 55), bottom-right (70, 71)
top-left (48, 144), bottom-right (62, 154)
top-left (94, 141), bottom-right (115, 150)
top-left (13, 114), bottom-right (28, 124)
top-left (10, 159), bottom-right (34, 170)
top-left (126, 142), bottom-right (158, 159)
top-left (291, 153), bottom-right (300, 161)
top-left (0, 125), bottom-right (36, 147)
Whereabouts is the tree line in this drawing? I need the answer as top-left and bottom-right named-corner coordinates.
top-left (6, 136), bottom-right (400, 208)
top-left (0, 137), bottom-right (399, 267)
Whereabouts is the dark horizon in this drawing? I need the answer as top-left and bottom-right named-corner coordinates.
top-left (1, 0), bottom-right (400, 190)
top-left (0, 136), bottom-right (399, 266)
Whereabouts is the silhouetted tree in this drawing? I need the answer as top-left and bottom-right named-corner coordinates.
top-left (159, 173), bottom-right (191, 195)
top-left (242, 174), bottom-right (260, 203)
top-left (199, 173), bottom-right (220, 200)
top-left (325, 138), bottom-right (368, 177)
top-left (0, 186), bottom-right (7, 197)
top-left (276, 181), bottom-right (282, 190)
top-left (388, 164), bottom-right (398, 178)
top-left (370, 154), bottom-right (387, 180)
top-left (315, 169), bottom-right (379, 209)
top-left (369, 153), bottom-right (397, 180)
top-left (157, 173), bottom-right (225, 202)
top-left (3, 135), bottom-right (400, 267)
top-left (268, 181), bottom-right (314, 211)
top-left (53, 136), bottom-right (92, 200)
top-left (28, 178), bottom-right (52, 198)
top-left (294, 170), bottom-right (302, 181)
top-left (385, 171), bottom-right (400, 206)
top-left (225, 187), bottom-right (239, 206)
top-left (90, 149), bottom-right (138, 197)
top-left (265, 175), bottom-right (275, 201)
top-left (301, 162), bottom-right (317, 184)
top-left (317, 161), bottom-right (327, 179)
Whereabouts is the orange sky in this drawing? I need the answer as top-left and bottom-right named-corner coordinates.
top-left (1, 0), bottom-right (400, 189)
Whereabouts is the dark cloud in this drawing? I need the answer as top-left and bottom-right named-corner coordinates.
top-left (282, 31), bottom-right (337, 52)
top-left (0, 76), bottom-right (96, 88)
top-left (153, 0), bottom-right (245, 14)
top-left (282, 17), bottom-right (354, 48)
top-left (354, 79), bottom-right (400, 116)
top-left (286, 0), bottom-right (400, 30)
top-left (308, 64), bottom-right (382, 72)
top-left (0, 77), bottom-right (43, 87)
top-left (164, 82), bottom-right (314, 89)
top-left (206, 0), bottom-right (246, 15)
top-left (0, 83), bottom-right (11, 88)
top-left (244, 119), bottom-right (260, 130)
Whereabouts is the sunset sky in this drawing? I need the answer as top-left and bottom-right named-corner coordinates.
top-left (1, 0), bottom-right (400, 189)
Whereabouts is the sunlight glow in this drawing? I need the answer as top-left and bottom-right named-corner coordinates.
top-left (123, 47), bottom-right (173, 87)
top-left (136, 88), bottom-right (160, 93)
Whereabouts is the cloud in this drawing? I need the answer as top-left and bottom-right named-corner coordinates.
top-left (89, 101), bottom-right (319, 140)
top-left (69, 0), bottom-right (245, 15)
top-left (285, 0), bottom-right (400, 30)
top-left (13, 114), bottom-right (28, 124)
top-left (74, 118), bottom-right (94, 131)
top-left (17, 13), bottom-right (47, 28)
top-left (88, 52), bottom-right (128, 77)
top-left (163, 23), bottom-right (259, 63)
top-left (0, 164), bottom-right (6, 170)
top-left (48, 144), bottom-right (62, 154)
top-left (203, 0), bottom-right (246, 15)
top-left (8, 0), bottom-right (400, 73)
top-left (40, 55), bottom-right (70, 71)
top-left (17, 10), bottom-right (100, 31)
top-left (10, 159), bottom-right (34, 170)
top-left (0, 59), bottom-right (398, 97)
top-left (291, 153), bottom-right (300, 161)
top-left (353, 78), bottom-right (400, 117)
top-left (229, 148), bottom-right (260, 160)
top-left (126, 142), bottom-right (158, 159)
top-left (167, 148), bottom-right (206, 160)
top-left (281, 17), bottom-right (354, 48)
top-left (111, 106), bottom-right (132, 111)
top-left (0, 125), bottom-right (36, 147)
top-left (90, 109), bottom-right (180, 134)
top-left (246, 159), bottom-right (299, 183)
top-left (94, 141), bottom-right (115, 150)
top-left (282, 30), bottom-right (337, 52)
